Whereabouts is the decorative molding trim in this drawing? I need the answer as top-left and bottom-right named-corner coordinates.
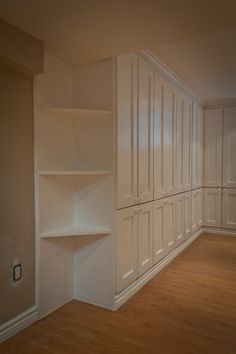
top-left (0, 306), bottom-right (38, 343)
top-left (204, 98), bottom-right (236, 110)
top-left (114, 228), bottom-right (203, 310)
top-left (139, 49), bottom-right (204, 106)
top-left (203, 227), bottom-right (236, 237)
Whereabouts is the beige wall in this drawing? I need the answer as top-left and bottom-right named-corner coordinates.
top-left (0, 66), bottom-right (35, 325)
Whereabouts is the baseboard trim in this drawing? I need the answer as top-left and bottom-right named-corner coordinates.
top-left (114, 228), bottom-right (203, 310)
top-left (203, 227), bottom-right (236, 236)
top-left (0, 306), bottom-right (38, 343)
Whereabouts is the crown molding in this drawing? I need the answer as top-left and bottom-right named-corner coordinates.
top-left (139, 49), bottom-right (204, 106)
top-left (204, 98), bottom-right (236, 110)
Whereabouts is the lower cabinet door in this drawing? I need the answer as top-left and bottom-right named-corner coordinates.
top-left (153, 199), bottom-right (165, 263)
top-left (191, 189), bottom-right (198, 233)
top-left (204, 188), bottom-right (221, 227)
top-left (164, 196), bottom-right (176, 255)
top-left (137, 202), bottom-right (154, 276)
top-left (196, 189), bottom-right (203, 228)
top-left (222, 188), bottom-right (236, 229)
top-left (175, 193), bottom-right (185, 246)
top-left (116, 206), bottom-right (138, 293)
top-left (184, 191), bottom-right (192, 238)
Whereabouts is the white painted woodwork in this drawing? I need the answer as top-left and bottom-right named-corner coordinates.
top-left (204, 109), bottom-right (222, 187)
top-left (182, 95), bottom-right (192, 191)
top-left (174, 93), bottom-right (184, 193)
top-left (138, 56), bottom-right (154, 204)
top-left (222, 188), bottom-right (236, 229)
top-left (163, 196), bottom-right (176, 254)
top-left (175, 193), bottom-right (185, 246)
top-left (153, 71), bottom-right (164, 199)
top-left (163, 80), bottom-right (175, 196)
top-left (116, 206), bottom-right (138, 293)
top-left (116, 53), bottom-right (138, 209)
top-left (191, 189), bottom-right (198, 233)
top-left (137, 202), bottom-right (154, 276)
top-left (153, 199), bottom-right (165, 264)
top-left (203, 188), bottom-right (221, 227)
top-left (192, 188), bottom-right (203, 233)
top-left (184, 191), bottom-right (192, 238)
top-left (192, 103), bottom-right (203, 188)
top-left (223, 107), bottom-right (236, 188)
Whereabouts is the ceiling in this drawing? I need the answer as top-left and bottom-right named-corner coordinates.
top-left (0, 0), bottom-right (236, 102)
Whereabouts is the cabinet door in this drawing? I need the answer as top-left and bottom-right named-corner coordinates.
top-left (138, 56), bottom-right (154, 204)
top-left (175, 193), bottom-right (185, 246)
top-left (153, 199), bottom-right (165, 263)
top-left (222, 188), bottom-right (236, 229)
top-left (204, 109), bottom-right (222, 187)
top-left (191, 189), bottom-right (198, 233)
top-left (164, 196), bottom-right (175, 255)
top-left (153, 72), bottom-right (164, 199)
top-left (182, 95), bottom-right (192, 191)
top-left (196, 188), bottom-right (203, 228)
top-left (192, 103), bottom-right (204, 188)
top-left (223, 108), bottom-right (236, 187)
top-left (203, 188), bottom-right (221, 227)
top-left (184, 191), bottom-right (192, 238)
top-left (174, 93), bottom-right (183, 193)
top-left (137, 202), bottom-right (154, 276)
top-left (116, 206), bottom-right (137, 293)
top-left (163, 80), bottom-right (175, 196)
top-left (116, 53), bottom-right (138, 209)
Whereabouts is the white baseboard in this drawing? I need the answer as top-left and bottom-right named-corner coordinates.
top-left (203, 227), bottom-right (236, 236)
top-left (0, 306), bottom-right (38, 343)
top-left (114, 228), bottom-right (203, 310)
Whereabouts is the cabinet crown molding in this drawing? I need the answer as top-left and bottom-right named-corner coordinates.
top-left (204, 98), bottom-right (236, 110)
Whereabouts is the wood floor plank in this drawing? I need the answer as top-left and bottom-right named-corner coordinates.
top-left (1, 234), bottom-right (236, 353)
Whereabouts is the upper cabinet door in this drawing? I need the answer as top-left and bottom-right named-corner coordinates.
top-left (192, 103), bottom-right (204, 188)
top-left (182, 95), bottom-right (192, 191)
top-left (204, 109), bottom-right (222, 187)
top-left (137, 202), bottom-right (154, 276)
top-left (138, 56), bottom-right (154, 204)
top-left (153, 72), bottom-right (164, 200)
top-left (116, 206), bottom-right (138, 293)
top-left (163, 80), bottom-right (175, 196)
top-left (174, 93), bottom-right (184, 194)
top-left (116, 54), bottom-right (138, 209)
top-left (223, 107), bottom-right (236, 188)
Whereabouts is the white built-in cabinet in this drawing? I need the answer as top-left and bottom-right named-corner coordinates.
top-left (223, 108), bottom-right (236, 188)
top-left (192, 103), bottom-right (203, 188)
top-left (192, 188), bottom-right (203, 233)
top-left (184, 191), bottom-right (192, 237)
top-left (203, 188), bottom-right (221, 227)
top-left (204, 109), bottom-right (222, 187)
top-left (222, 188), bottom-right (236, 229)
top-left (175, 193), bottom-right (185, 246)
top-left (182, 95), bottom-right (192, 191)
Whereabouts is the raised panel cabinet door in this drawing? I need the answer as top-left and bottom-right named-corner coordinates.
top-left (116, 53), bottom-right (138, 209)
top-left (175, 193), bottom-right (185, 246)
top-left (164, 196), bottom-right (176, 255)
top-left (192, 103), bottom-right (203, 188)
top-left (153, 71), bottom-right (164, 199)
top-left (223, 108), bottom-right (236, 187)
top-left (137, 202), bottom-right (154, 276)
top-left (182, 95), bottom-right (192, 191)
top-left (116, 206), bottom-right (138, 293)
top-left (174, 93), bottom-right (184, 194)
top-left (138, 56), bottom-right (154, 204)
top-left (153, 199), bottom-right (165, 264)
top-left (203, 188), bottom-right (221, 227)
top-left (222, 188), bottom-right (236, 229)
top-left (191, 189), bottom-right (198, 233)
top-left (204, 109), bottom-right (222, 187)
top-left (163, 80), bottom-right (175, 196)
top-left (196, 189), bottom-right (203, 228)
top-left (197, 107), bottom-right (204, 187)
top-left (184, 191), bottom-right (192, 238)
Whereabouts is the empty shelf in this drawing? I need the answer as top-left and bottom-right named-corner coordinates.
top-left (41, 106), bottom-right (112, 119)
top-left (39, 170), bottom-right (111, 176)
top-left (40, 226), bottom-right (112, 238)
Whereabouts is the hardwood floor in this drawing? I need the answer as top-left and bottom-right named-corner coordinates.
top-left (1, 233), bottom-right (236, 354)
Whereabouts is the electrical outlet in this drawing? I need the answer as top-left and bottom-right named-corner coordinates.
top-left (13, 263), bottom-right (22, 282)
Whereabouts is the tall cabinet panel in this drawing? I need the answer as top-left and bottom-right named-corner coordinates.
top-left (192, 103), bottom-right (203, 188)
top-left (223, 107), bottom-right (236, 188)
top-left (153, 72), bottom-right (164, 199)
top-left (204, 109), bottom-right (222, 187)
top-left (138, 56), bottom-right (154, 204)
top-left (163, 80), bottom-right (175, 196)
top-left (116, 206), bottom-right (138, 293)
top-left (116, 53), bottom-right (138, 209)
top-left (174, 93), bottom-right (184, 193)
top-left (182, 95), bottom-right (192, 191)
